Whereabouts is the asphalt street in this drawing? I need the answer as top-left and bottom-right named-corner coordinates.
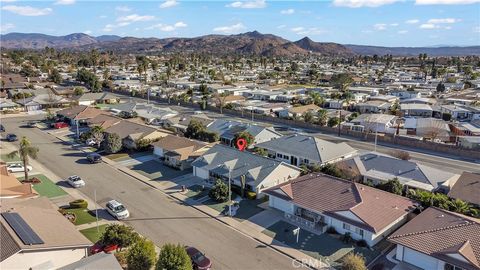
top-left (1, 116), bottom-right (299, 270)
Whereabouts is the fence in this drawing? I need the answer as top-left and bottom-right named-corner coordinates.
top-left (106, 89), bottom-right (480, 160)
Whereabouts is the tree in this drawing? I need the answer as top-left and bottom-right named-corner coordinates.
top-left (209, 179), bottom-right (229, 202)
top-left (101, 224), bottom-right (139, 249)
top-left (303, 111), bottom-right (314, 123)
top-left (341, 253), bottom-right (367, 270)
top-left (48, 68), bottom-right (62, 84)
top-left (253, 147), bottom-right (268, 157)
top-left (233, 131), bottom-right (254, 148)
top-left (436, 82), bottom-right (446, 92)
top-left (89, 126), bottom-right (105, 147)
top-left (7, 137), bottom-right (39, 181)
top-left (328, 117), bottom-right (340, 127)
top-left (127, 237), bottom-right (157, 270)
top-left (320, 164), bottom-right (345, 178)
top-left (214, 92), bottom-right (229, 114)
top-left (156, 243), bottom-right (192, 270)
top-left (330, 73), bottom-right (354, 91)
top-left (317, 109), bottom-right (328, 126)
top-left (376, 178), bottom-right (403, 195)
top-left (74, 87), bottom-right (84, 96)
top-left (103, 133), bottom-right (122, 154)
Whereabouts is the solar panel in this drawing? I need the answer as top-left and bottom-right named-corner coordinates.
top-left (1, 212), bottom-right (44, 245)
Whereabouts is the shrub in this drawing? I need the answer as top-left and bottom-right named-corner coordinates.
top-left (69, 199), bottom-right (88, 209)
top-left (342, 232), bottom-right (353, 244)
top-left (126, 237), bottom-right (157, 270)
top-left (326, 226), bottom-right (337, 234)
top-left (341, 253), bottom-right (367, 270)
top-left (208, 179), bottom-right (229, 202)
top-left (156, 243), bottom-right (192, 270)
top-left (390, 150), bottom-right (410, 160)
top-left (356, 240), bottom-right (368, 247)
top-left (101, 224), bottom-right (140, 249)
top-left (246, 191), bottom-right (257, 200)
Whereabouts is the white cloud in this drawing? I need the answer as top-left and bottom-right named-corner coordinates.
top-left (159, 0), bottom-right (178, 8)
top-left (84, 30), bottom-right (92, 34)
top-left (291, 26), bottom-right (326, 35)
top-left (277, 24), bottom-right (286, 29)
top-left (420, 23), bottom-right (437, 29)
top-left (115, 6), bottom-right (131, 12)
top-left (398, 30), bottom-right (408, 34)
top-left (2, 5), bottom-right (52, 16)
top-left (0, 23), bottom-right (15, 33)
top-left (427, 18), bottom-right (459, 23)
top-left (102, 24), bottom-right (115, 32)
top-left (280, 8), bottom-right (295, 14)
top-left (390, 23), bottom-right (399, 26)
top-left (332, 0), bottom-right (400, 8)
top-left (146, 21), bottom-right (187, 32)
top-left (226, 0), bottom-right (266, 9)
top-left (54, 0), bottom-right (75, 5)
top-left (213, 23), bottom-right (247, 34)
top-left (405, 19), bottom-right (420, 24)
top-left (374, 23), bottom-right (387, 30)
top-left (117, 14), bottom-right (155, 22)
top-left (474, 26), bottom-right (480, 33)
top-left (415, 0), bottom-right (480, 5)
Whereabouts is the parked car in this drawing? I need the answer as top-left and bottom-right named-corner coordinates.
top-left (106, 200), bottom-right (129, 220)
top-left (87, 153), bottom-right (102, 163)
top-left (6, 134), bottom-right (17, 142)
top-left (66, 175), bottom-right (85, 188)
top-left (7, 163), bottom-right (32, 173)
top-left (186, 247), bottom-right (212, 270)
top-left (26, 121), bottom-right (38, 128)
top-left (52, 122), bottom-right (69, 129)
top-left (90, 241), bottom-right (119, 255)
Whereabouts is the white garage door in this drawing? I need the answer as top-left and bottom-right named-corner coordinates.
top-left (403, 248), bottom-right (437, 270)
top-left (193, 167), bottom-right (209, 179)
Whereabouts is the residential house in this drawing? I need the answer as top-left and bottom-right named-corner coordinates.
top-left (15, 94), bottom-right (71, 112)
top-left (447, 172), bottom-right (480, 207)
top-left (152, 135), bottom-right (213, 171)
top-left (0, 197), bottom-right (91, 269)
top-left (278, 104), bottom-right (320, 119)
top-left (57, 105), bottom-right (104, 125)
top-left (255, 134), bottom-right (356, 167)
top-left (341, 152), bottom-right (460, 192)
top-left (206, 119), bottom-right (282, 147)
top-left (355, 100), bottom-right (391, 114)
top-left (58, 253), bottom-right (122, 270)
top-left (264, 173), bottom-right (417, 247)
top-left (75, 92), bottom-right (119, 106)
top-left (192, 144), bottom-right (302, 195)
top-left (134, 103), bottom-right (178, 125)
top-left (389, 207), bottom-right (480, 270)
top-left (348, 114), bottom-right (397, 133)
top-left (441, 105), bottom-right (471, 121)
top-left (0, 163), bottom-right (37, 199)
top-left (0, 99), bottom-right (20, 112)
top-left (400, 103), bottom-right (433, 117)
top-left (457, 136), bottom-right (480, 150)
top-left (104, 120), bottom-right (171, 149)
top-left (404, 118), bottom-right (451, 141)
top-left (86, 113), bottom-right (123, 129)
top-left (164, 113), bottom-right (213, 133)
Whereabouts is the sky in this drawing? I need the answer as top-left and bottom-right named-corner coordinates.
top-left (1, 0), bottom-right (479, 47)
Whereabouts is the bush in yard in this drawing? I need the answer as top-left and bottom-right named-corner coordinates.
top-left (208, 179), bottom-right (229, 202)
top-left (115, 250), bottom-right (128, 268)
top-left (376, 178), bottom-right (403, 195)
top-left (341, 253), bottom-right (367, 270)
top-left (126, 237), bottom-right (157, 270)
top-left (246, 191), bottom-right (257, 200)
top-left (103, 133), bottom-right (122, 154)
top-left (342, 232), bottom-right (353, 244)
top-left (101, 224), bottom-right (140, 249)
top-left (156, 243), bottom-right (192, 270)
top-left (326, 226), bottom-right (337, 234)
top-left (390, 150), bottom-right (410, 160)
top-left (356, 240), bottom-right (368, 247)
top-left (69, 199), bottom-right (88, 209)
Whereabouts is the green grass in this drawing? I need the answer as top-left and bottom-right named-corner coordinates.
top-left (19, 174), bottom-right (67, 198)
top-left (104, 152), bottom-right (130, 161)
top-left (1, 154), bottom-right (21, 162)
top-left (204, 193), bottom-right (238, 213)
top-left (185, 185), bottom-right (209, 200)
top-left (64, 208), bottom-right (99, 226)
top-left (80, 224), bottom-right (108, 243)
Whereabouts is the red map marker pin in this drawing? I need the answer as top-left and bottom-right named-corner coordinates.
top-left (236, 138), bottom-right (247, 151)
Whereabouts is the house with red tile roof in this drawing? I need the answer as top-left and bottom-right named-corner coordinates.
top-left (388, 207), bottom-right (480, 270)
top-left (264, 173), bottom-right (417, 247)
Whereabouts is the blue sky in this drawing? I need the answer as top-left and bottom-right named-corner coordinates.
top-left (1, 0), bottom-right (479, 47)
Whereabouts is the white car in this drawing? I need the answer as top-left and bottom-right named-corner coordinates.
top-left (7, 163), bottom-right (32, 173)
top-left (66, 175), bottom-right (85, 188)
top-left (106, 200), bottom-right (130, 220)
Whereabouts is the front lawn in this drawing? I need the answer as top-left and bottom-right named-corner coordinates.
top-left (263, 220), bottom-right (381, 267)
top-left (185, 185), bottom-right (209, 201)
top-left (233, 198), bottom-right (264, 221)
top-left (19, 174), bottom-right (67, 198)
top-left (1, 154), bottom-right (21, 162)
top-left (62, 208), bottom-right (99, 226)
top-left (80, 224), bottom-right (108, 243)
top-left (204, 193), bottom-right (238, 213)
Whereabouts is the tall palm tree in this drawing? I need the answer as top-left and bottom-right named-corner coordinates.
top-left (7, 137), bottom-right (39, 181)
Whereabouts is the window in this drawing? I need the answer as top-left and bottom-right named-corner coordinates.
top-left (343, 223), bottom-right (350, 231)
top-left (444, 264), bottom-right (466, 270)
top-left (304, 159), bottom-right (309, 164)
top-left (277, 153), bottom-right (282, 158)
top-left (355, 228), bottom-right (364, 236)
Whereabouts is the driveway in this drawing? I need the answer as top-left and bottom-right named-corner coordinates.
top-left (129, 159), bottom-right (190, 181)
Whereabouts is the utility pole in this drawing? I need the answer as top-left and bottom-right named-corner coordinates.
top-left (94, 189), bottom-right (99, 233)
top-left (374, 123), bottom-right (378, 152)
top-left (228, 168), bottom-right (232, 217)
top-left (338, 110), bottom-right (341, 137)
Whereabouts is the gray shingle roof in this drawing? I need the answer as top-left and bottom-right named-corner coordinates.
top-left (58, 252), bottom-right (123, 270)
top-left (192, 144), bottom-right (300, 185)
top-left (255, 134), bottom-right (356, 164)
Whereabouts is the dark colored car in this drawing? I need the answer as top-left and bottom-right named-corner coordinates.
top-left (87, 153), bottom-right (102, 164)
top-left (26, 121), bottom-right (38, 128)
top-left (6, 134), bottom-right (18, 142)
top-left (186, 247), bottom-right (212, 270)
top-left (90, 241), bottom-right (118, 255)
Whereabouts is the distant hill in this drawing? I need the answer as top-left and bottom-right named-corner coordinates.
top-left (1, 31), bottom-right (478, 56)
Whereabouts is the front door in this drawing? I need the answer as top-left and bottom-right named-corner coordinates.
top-left (290, 156), bottom-right (298, 166)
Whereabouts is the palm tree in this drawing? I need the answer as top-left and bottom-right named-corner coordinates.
top-left (449, 199), bottom-right (470, 215)
top-left (317, 109), bottom-right (328, 126)
top-left (7, 137), bottom-right (39, 181)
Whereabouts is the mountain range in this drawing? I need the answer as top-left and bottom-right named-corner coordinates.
top-left (1, 31), bottom-right (479, 57)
